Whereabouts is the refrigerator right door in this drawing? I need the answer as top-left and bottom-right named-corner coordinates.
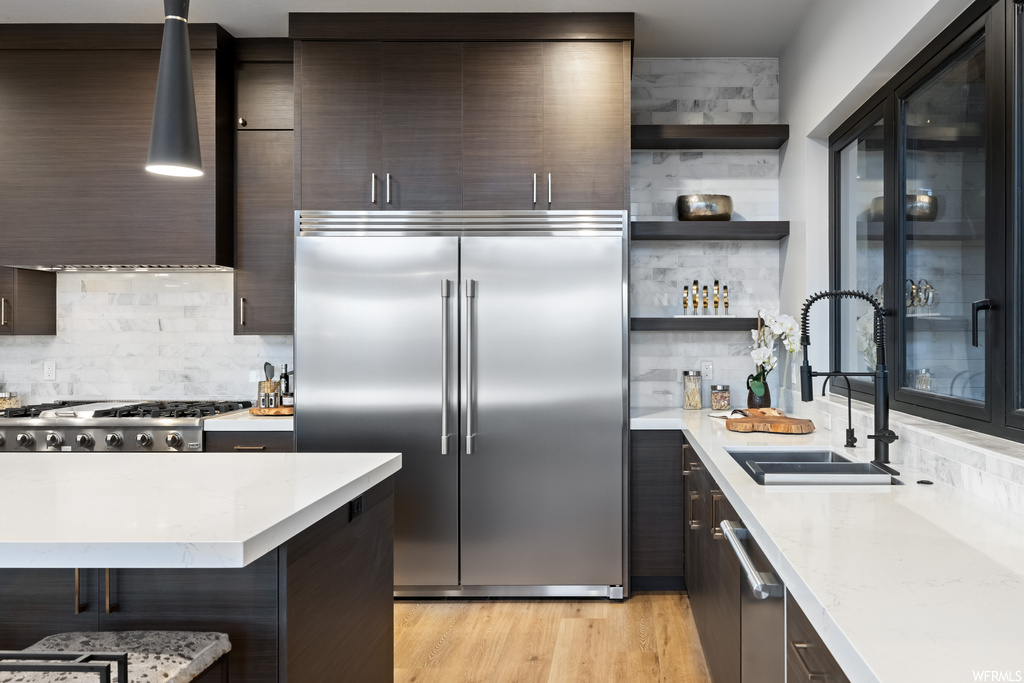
top-left (460, 233), bottom-right (624, 587)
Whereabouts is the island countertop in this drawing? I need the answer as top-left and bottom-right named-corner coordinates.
top-left (0, 451), bottom-right (400, 569)
top-left (632, 408), bottom-right (1024, 682)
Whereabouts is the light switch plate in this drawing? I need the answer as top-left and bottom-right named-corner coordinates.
top-left (701, 361), bottom-right (713, 381)
top-left (43, 360), bottom-right (56, 381)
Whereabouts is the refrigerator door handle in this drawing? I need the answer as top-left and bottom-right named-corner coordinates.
top-left (441, 279), bottom-right (452, 454)
top-left (466, 278), bottom-right (478, 454)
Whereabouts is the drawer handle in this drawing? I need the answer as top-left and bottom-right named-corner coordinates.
top-left (720, 520), bottom-right (782, 599)
top-left (74, 568), bottom-right (88, 614)
top-left (234, 445), bottom-right (266, 451)
top-left (790, 641), bottom-right (829, 681)
top-left (688, 491), bottom-right (700, 530)
top-left (105, 568), bottom-right (119, 614)
top-left (710, 491), bottom-right (724, 539)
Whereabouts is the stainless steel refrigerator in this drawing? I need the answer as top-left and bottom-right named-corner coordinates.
top-left (294, 210), bottom-right (627, 598)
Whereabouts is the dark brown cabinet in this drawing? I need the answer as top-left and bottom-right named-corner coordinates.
top-left (297, 41), bottom-right (462, 211)
top-left (234, 41), bottom-right (295, 336)
top-left (0, 26), bottom-right (234, 268)
top-left (629, 430), bottom-right (685, 590)
top-left (0, 268), bottom-right (56, 336)
top-left (542, 41), bottom-right (628, 210)
top-left (786, 589), bottom-right (850, 683)
top-left (462, 41), bottom-right (628, 210)
top-left (204, 430), bottom-right (294, 452)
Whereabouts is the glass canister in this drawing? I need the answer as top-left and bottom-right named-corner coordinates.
top-left (710, 385), bottom-right (731, 411)
top-left (682, 371), bottom-right (702, 410)
top-left (0, 392), bottom-right (19, 410)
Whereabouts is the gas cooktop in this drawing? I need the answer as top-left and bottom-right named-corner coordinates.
top-left (0, 400), bottom-right (252, 452)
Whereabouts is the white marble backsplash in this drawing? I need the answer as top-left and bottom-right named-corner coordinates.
top-left (628, 57), bottom-right (782, 410)
top-left (780, 386), bottom-right (1024, 518)
top-left (0, 272), bottom-right (293, 404)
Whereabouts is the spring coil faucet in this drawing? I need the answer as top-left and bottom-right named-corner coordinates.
top-left (799, 290), bottom-right (899, 471)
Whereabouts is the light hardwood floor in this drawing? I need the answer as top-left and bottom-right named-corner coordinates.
top-left (394, 592), bottom-right (711, 683)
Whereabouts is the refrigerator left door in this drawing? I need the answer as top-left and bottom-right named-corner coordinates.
top-left (295, 234), bottom-right (460, 588)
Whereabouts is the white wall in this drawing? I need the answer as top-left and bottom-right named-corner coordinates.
top-left (777, 0), bottom-right (974, 394)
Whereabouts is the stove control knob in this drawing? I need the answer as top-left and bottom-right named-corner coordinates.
top-left (45, 433), bottom-right (63, 448)
top-left (165, 433), bottom-right (183, 449)
top-left (16, 433), bottom-right (33, 448)
top-left (105, 433), bottom-right (123, 448)
top-left (136, 433), bottom-right (153, 448)
top-left (76, 434), bottom-right (95, 448)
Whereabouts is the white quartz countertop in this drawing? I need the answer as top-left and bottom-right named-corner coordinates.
top-left (0, 451), bottom-right (400, 569)
top-left (203, 411), bottom-right (294, 432)
top-left (632, 408), bottom-right (1024, 683)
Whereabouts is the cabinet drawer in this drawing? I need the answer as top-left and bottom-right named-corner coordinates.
top-left (786, 590), bottom-right (850, 683)
top-left (205, 431), bottom-right (294, 452)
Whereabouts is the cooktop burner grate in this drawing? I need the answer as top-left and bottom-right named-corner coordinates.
top-left (1, 401), bottom-right (93, 419)
top-left (91, 401), bottom-right (253, 419)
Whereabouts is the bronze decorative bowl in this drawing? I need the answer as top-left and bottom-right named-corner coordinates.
top-left (677, 194), bottom-right (733, 221)
top-left (869, 194), bottom-right (938, 221)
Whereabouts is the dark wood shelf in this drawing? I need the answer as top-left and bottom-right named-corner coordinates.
top-left (631, 124), bottom-right (789, 150)
top-left (630, 317), bottom-right (759, 332)
top-left (631, 221), bottom-right (789, 241)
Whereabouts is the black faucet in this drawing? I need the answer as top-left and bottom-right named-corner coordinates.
top-left (799, 290), bottom-right (899, 472)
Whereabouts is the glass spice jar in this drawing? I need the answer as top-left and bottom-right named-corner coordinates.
top-left (710, 385), bottom-right (731, 411)
top-left (682, 371), bottom-right (702, 410)
top-left (0, 392), bottom-right (19, 410)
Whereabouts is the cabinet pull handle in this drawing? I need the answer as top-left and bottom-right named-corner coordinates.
top-left (441, 279), bottom-right (452, 455)
top-left (720, 520), bottom-right (782, 599)
top-left (533, 173), bottom-right (537, 206)
top-left (386, 173), bottom-right (392, 205)
top-left (234, 445), bottom-right (266, 450)
top-left (465, 279), bottom-right (478, 454)
top-left (682, 445), bottom-right (694, 476)
top-left (1, 297), bottom-right (7, 326)
top-left (105, 568), bottom-right (118, 614)
top-left (971, 298), bottom-right (993, 347)
top-left (239, 298), bottom-right (246, 327)
top-left (790, 641), bottom-right (829, 681)
top-left (371, 172), bottom-right (378, 204)
top-left (74, 568), bottom-right (88, 614)
top-left (547, 173), bottom-right (552, 207)
top-left (711, 490), bottom-right (724, 539)
top-left (688, 491), bottom-right (700, 530)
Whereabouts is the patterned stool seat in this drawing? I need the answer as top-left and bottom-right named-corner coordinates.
top-left (0, 631), bottom-right (230, 683)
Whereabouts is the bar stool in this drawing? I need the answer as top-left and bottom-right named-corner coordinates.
top-left (0, 630), bottom-right (230, 682)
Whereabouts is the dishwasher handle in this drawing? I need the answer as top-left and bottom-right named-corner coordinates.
top-left (720, 520), bottom-right (783, 600)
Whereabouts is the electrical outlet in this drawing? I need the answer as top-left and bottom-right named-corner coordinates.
top-left (701, 361), bottom-right (713, 381)
top-left (43, 360), bottom-right (56, 381)
top-left (349, 495), bottom-right (364, 521)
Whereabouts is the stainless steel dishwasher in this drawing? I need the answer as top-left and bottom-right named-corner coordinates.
top-left (720, 519), bottom-right (785, 683)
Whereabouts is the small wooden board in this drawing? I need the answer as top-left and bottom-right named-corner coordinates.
top-left (725, 408), bottom-right (814, 434)
top-left (249, 406), bottom-right (294, 416)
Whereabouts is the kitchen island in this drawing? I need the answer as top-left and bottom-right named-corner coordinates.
top-left (0, 451), bottom-right (401, 683)
top-left (633, 408), bottom-right (1024, 682)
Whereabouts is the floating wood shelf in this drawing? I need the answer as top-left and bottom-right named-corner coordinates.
top-left (631, 221), bottom-right (789, 241)
top-left (631, 124), bottom-right (789, 150)
top-left (630, 317), bottom-right (760, 332)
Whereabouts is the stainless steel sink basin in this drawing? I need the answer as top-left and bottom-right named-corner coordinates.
top-left (724, 447), bottom-right (892, 486)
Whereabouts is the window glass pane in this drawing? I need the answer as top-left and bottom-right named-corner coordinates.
top-left (838, 118), bottom-right (885, 374)
top-left (902, 33), bottom-right (986, 402)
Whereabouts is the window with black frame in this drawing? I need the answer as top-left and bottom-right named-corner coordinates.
top-left (830, 0), bottom-right (1020, 440)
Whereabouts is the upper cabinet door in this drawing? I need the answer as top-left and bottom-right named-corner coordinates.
top-left (462, 43), bottom-right (544, 210)
top-left (542, 42), bottom-right (628, 210)
top-left (237, 62), bottom-right (294, 130)
top-left (381, 42), bottom-right (463, 210)
top-left (298, 42), bottom-right (382, 210)
top-left (0, 46), bottom-right (230, 267)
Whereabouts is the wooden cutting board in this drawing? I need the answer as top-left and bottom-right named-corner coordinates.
top-left (725, 408), bottom-right (814, 434)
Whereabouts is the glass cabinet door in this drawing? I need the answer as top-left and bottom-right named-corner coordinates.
top-left (899, 31), bottom-right (989, 407)
top-left (835, 114), bottom-right (885, 382)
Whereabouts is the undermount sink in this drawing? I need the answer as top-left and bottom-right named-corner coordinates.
top-left (724, 447), bottom-right (893, 486)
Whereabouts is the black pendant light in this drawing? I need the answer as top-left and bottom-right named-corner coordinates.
top-left (147, 0), bottom-right (202, 177)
